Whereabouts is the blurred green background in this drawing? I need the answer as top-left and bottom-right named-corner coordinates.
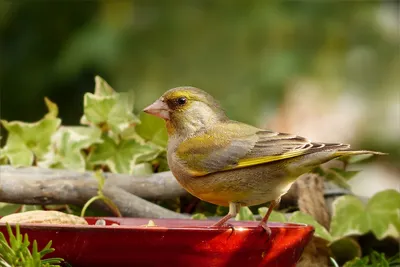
top-left (1, 1), bottom-right (399, 165)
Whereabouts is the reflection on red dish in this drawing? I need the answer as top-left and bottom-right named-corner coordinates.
top-left (0, 218), bottom-right (314, 267)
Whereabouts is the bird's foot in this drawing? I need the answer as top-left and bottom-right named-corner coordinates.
top-left (258, 222), bottom-right (272, 238)
top-left (211, 222), bottom-right (235, 231)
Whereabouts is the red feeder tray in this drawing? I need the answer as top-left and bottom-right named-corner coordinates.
top-left (0, 217), bottom-right (314, 267)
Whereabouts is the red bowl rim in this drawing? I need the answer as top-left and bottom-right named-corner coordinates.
top-left (0, 217), bottom-right (314, 233)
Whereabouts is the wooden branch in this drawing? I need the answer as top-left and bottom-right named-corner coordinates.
top-left (0, 166), bottom-right (188, 219)
top-left (103, 186), bottom-right (187, 218)
top-left (0, 165), bottom-right (187, 199)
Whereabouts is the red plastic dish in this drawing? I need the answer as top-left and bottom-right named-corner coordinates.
top-left (0, 218), bottom-right (314, 267)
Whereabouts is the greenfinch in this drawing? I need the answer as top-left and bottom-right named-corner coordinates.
top-left (143, 87), bottom-right (383, 233)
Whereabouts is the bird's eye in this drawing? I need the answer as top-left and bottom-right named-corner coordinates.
top-left (177, 97), bottom-right (187, 105)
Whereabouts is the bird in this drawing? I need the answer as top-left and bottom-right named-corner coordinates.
top-left (143, 86), bottom-right (384, 234)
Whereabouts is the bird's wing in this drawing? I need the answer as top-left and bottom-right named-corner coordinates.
top-left (175, 121), bottom-right (346, 176)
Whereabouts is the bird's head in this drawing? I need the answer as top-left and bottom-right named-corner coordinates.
top-left (143, 87), bottom-right (227, 136)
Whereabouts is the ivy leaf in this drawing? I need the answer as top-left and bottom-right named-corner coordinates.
top-left (130, 142), bottom-right (165, 174)
top-left (131, 162), bottom-right (153, 176)
top-left (235, 207), bottom-right (256, 221)
top-left (154, 156), bottom-right (170, 172)
top-left (39, 126), bottom-right (102, 171)
top-left (88, 135), bottom-right (154, 174)
top-left (135, 113), bottom-right (168, 147)
top-left (94, 75), bottom-right (114, 96)
top-left (0, 203), bottom-right (21, 217)
top-left (1, 116), bottom-right (61, 166)
top-left (108, 92), bottom-right (140, 135)
top-left (330, 237), bottom-right (362, 265)
top-left (133, 144), bottom-right (164, 164)
top-left (366, 189), bottom-right (400, 240)
top-left (80, 93), bottom-right (117, 126)
top-left (289, 211), bottom-right (333, 242)
top-left (330, 189), bottom-right (400, 240)
top-left (0, 133), bottom-right (33, 166)
top-left (87, 135), bottom-right (135, 173)
top-left (216, 206), bottom-right (229, 216)
top-left (192, 213), bottom-right (207, 220)
top-left (21, 205), bottom-right (43, 212)
top-left (258, 207), bottom-right (287, 223)
top-left (0, 147), bottom-right (8, 164)
top-left (43, 97), bottom-right (58, 119)
top-left (80, 76), bottom-right (139, 135)
top-left (330, 195), bottom-right (370, 240)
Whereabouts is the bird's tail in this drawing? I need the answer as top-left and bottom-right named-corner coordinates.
top-left (333, 150), bottom-right (387, 157)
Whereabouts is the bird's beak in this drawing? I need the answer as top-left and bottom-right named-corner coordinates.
top-left (143, 99), bottom-right (170, 120)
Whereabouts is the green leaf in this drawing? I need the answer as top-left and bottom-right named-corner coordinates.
top-left (0, 145), bottom-right (8, 165)
top-left (130, 143), bottom-right (165, 174)
top-left (330, 190), bottom-right (400, 240)
top-left (0, 223), bottom-right (63, 266)
top-left (387, 253), bottom-right (400, 265)
top-left (154, 156), bottom-right (170, 172)
top-left (258, 207), bottom-right (287, 223)
top-left (108, 92), bottom-right (140, 135)
top-left (1, 117), bottom-right (61, 166)
top-left (21, 205), bottom-right (43, 212)
top-left (343, 256), bottom-right (370, 267)
top-left (0, 203), bottom-right (21, 217)
top-left (289, 211), bottom-right (333, 242)
top-left (131, 162), bottom-right (154, 176)
top-left (191, 213), bottom-right (207, 220)
top-left (135, 113), bottom-right (168, 147)
top-left (39, 126), bottom-right (102, 171)
top-left (0, 133), bottom-right (33, 166)
top-left (80, 77), bottom-right (139, 135)
top-left (330, 195), bottom-right (370, 239)
top-left (216, 206), bottom-right (229, 216)
top-left (235, 207), bottom-right (256, 221)
top-left (369, 251), bottom-right (388, 266)
top-left (43, 97), bottom-right (58, 119)
top-left (343, 251), bottom-right (398, 267)
top-left (134, 145), bottom-right (164, 164)
top-left (88, 135), bottom-right (156, 174)
top-left (366, 189), bottom-right (400, 240)
top-left (94, 75), bottom-right (114, 96)
top-left (80, 93), bottom-right (118, 126)
top-left (330, 237), bottom-right (362, 265)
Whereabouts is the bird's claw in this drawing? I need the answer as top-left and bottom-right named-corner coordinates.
top-left (211, 222), bottom-right (235, 231)
top-left (258, 222), bottom-right (272, 238)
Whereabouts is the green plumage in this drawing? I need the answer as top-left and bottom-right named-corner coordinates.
top-left (144, 86), bottom-right (384, 229)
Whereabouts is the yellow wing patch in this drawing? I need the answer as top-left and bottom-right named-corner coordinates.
top-left (223, 149), bottom-right (307, 171)
top-left (186, 169), bottom-right (209, 177)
